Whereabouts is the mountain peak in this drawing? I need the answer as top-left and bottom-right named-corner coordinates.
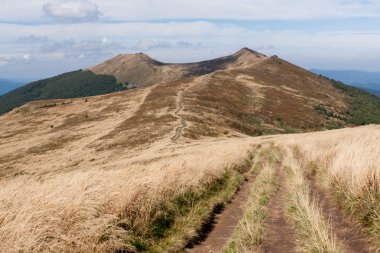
top-left (233, 47), bottom-right (266, 59)
top-left (237, 47), bottom-right (255, 53)
top-left (112, 52), bottom-right (160, 64)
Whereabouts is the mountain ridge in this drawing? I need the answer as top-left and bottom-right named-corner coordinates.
top-left (0, 48), bottom-right (267, 115)
top-left (88, 47), bottom-right (267, 86)
top-left (1, 48), bottom-right (380, 129)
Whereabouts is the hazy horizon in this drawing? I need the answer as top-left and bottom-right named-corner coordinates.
top-left (1, 0), bottom-right (380, 80)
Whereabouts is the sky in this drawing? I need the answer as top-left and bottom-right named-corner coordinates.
top-left (0, 0), bottom-right (380, 81)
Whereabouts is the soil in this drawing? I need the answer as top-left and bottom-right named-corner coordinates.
top-left (186, 176), bottom-right (256, 253)
top-left (171, 89), bottom-right (187, 142)
top-left (260, 169), bottom-right (297, 253)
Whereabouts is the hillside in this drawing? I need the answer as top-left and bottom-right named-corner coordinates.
top-left (0, 95), bottom-right (379, 252)
top-left (0, 48), bottom-right (380, 252)
top-left (0, 70), bottom-right (125, 115)
top-left (311, 69), bottom-right (380, 97)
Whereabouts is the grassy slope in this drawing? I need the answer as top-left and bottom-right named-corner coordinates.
top-left (320, 77), bottom-right (380, 125)
top-left (0, 70), bottom-right (124, 115)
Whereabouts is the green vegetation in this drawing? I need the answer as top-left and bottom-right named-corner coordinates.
top-left (0, 70), bottom-right (126, 115)
top-left (313, 104), bottom-right (335, 118)
top-left (323, 77), bottom-right (380, 125)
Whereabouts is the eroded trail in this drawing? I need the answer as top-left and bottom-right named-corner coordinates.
top-left (171, 89), bottom-right (187, 142)
top-left (186, 176), bottom-right (256, 253)
top-left (260, 168), bottom-right (297, 253)
top-left (171, 75), bottom-right (209, 142)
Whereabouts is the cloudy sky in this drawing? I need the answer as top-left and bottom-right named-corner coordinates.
top-left (1, 0), bottom-right (380, 81)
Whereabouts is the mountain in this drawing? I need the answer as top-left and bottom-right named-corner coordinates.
top-left (1, 48), bottom-right (380, 128)
top-left (1, 48), bottom-right (380, 132)
top-left (311, 69), bottom-right (380, 97)
top-left (0, 48), bottom-right (266, 115)
top-left (88, 48), bottom-right (266, 86)
top-left (0, 78), bottom-right (23, 95)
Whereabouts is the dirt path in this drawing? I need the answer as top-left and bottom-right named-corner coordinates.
top-left (186, 176), bottom-right (256, 253)
top-left (260, 168), bottom-right (297, 253)
top-left (308, 174), bottom-right (372, 253)
top-left (171, 76), bottom-right (209, 142)
top-left (171, 89), bottom-right (187, 142)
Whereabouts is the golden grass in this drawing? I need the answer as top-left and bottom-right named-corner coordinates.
top-left (277, 125), bottom-right (380, 250)
top-left (279, 125), bottom-right (380, 196)
top-left (0, 138), bottom-right (254, 252)
top-left (282, 147), bottom-right (342, 253)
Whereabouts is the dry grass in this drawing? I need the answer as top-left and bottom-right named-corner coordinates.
top-left (223, 146), bottom-right (278, 253)
top-left (282, 147), bottom-right (342, 253)
top-left (0, 137), bottom-right (255, 252)
top-left (276, 125), bottom-right (380, 250)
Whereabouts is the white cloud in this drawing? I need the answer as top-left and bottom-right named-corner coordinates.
top-left (17, 35), bottom-right (49, 43)
top-left (89, 0), bottom-right (380, 21)
top-left (43, 0), bottom-right (101, 23)
top-left (0, 54), bottom-right (34, 67)
top-left (135, 39), bottom-right (203, 50)
top-left (1, 0), bottom-right (380, 78)
top-left (177, 41), bottom-right (202, 48)
top-left (136, 39), bottom-right (171, 50)
top-left (0, 0), bottom-right (380, 22)
top-left (39, 37), bottom-right (122, 59)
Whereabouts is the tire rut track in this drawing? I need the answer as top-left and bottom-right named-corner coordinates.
top-left (260, 168), bottom-right (297, 253)
top-left (308, 173), bottom-right (372, 253)
top-left (186, 175), bottom-right (256, 253)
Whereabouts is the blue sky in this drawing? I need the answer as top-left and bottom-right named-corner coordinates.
top-left (0, 0), bottom-right (380, 81)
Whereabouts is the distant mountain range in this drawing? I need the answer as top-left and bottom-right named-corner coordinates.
top-left (311, 69), bottom-right (380, 97)
top-left (0, 78), bottom-right (24, 95)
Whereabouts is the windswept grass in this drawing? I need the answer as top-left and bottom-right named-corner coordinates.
top-left (280, 125), bottom-right (380, 250)
top-left (0, 139), bottom-right (255, 253)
